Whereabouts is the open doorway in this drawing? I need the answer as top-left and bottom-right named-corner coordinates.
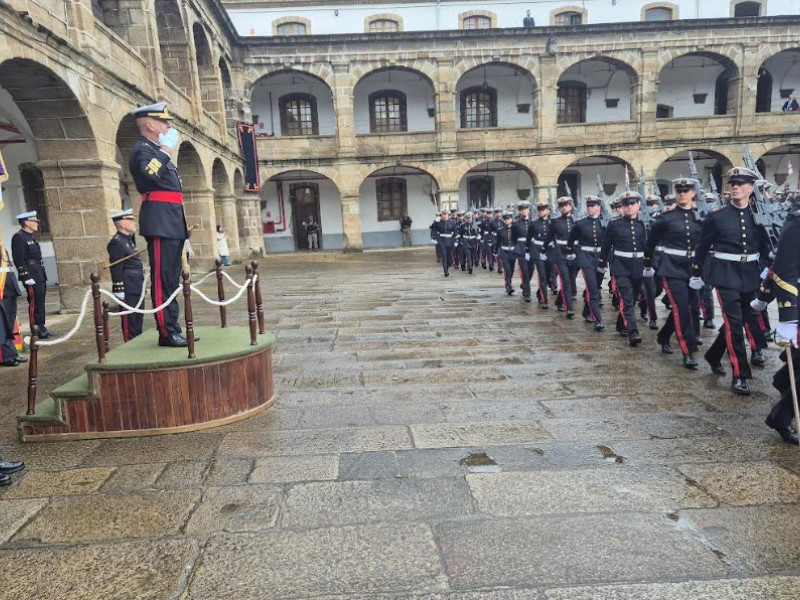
top-left (290, 182), bottom-right (321, 250)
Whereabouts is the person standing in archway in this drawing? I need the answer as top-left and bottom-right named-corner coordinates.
top-left (11, 211), bottom-right (50, 339)
top-left (128, 102), bottom-right (191, 348)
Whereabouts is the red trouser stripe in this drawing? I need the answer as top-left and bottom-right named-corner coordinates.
top-left (581, 268), bottom-right (597, 322)
top-left (27, 285), bottom-right (35, 332)
top-left (555, 264), bottom-right (567, 308)
top-left (715, 289), bottom-right (740, 379)
top-left (612, 276), bottom-right (627, 329)
top-left (153, 238), bottom-right (168, 337)
top-left (122, 314), bottom-right (131, 342)
top-left (744, 322), bottom-right (756, 351)
top-left (662, 278), bottom-right (689, 356)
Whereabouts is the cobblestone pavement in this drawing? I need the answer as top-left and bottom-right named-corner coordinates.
top-left (0, 249), bottom-right (799, 599)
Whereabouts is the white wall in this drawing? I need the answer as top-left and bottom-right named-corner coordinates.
top-left (456, 65), bottom-right (536, 127)
top-left (457, 163), bottom-right (536, 210)
top-left (557, 160), bottom-right (629, 201)
top-left (250, 73), bottom-right (336, 136)
top-left (761, 51), bottom-right (800, 112)
top-left (559, 60), bottom-right (633, 122)
top-left (358, 173), bottom-right (436, 233)
top-left (260, 176), bottom-right (343, 242)
top-left (229, 0), bottom-right (799, 37)
top-left (353, 71), bottom-right (436, 133)
top-left (656, 55), bottom-right (726, 117)
top-left (656, 155), bottom-right (721, 185)
top-left (759, 149), bottom-right (800, 188)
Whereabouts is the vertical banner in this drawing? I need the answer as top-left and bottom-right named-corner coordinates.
top-left (237, 122), bottom-right (260, 193)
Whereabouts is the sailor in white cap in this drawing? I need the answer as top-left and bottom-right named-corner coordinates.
top-left (107, 209), bottom-right (145, 341)
top-left (128, 101), bottom-right (190, 347)
top-left (11, 211), bottom-right (51, 338)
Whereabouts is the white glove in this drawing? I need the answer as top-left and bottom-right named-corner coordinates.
top-left (454, 242), bottom-right (459, 248)
top-left (750, 298), bottom-right (768, 312)
top-left (24, 279), bottom-right (35, 286)
top-left (524, 253), bottom-right (530, 261)
top-left (430, 239), bottom-right (437, 245)
top-left (776, 321), bottom-right (798, 348)
top-left (158, 128), bottom-right (180, 151)
top-left (642, 267), bottom-right (655, 278)
top-left (566, 253), bottom-right (576, 261)
top-left (114, 292), bottom-right (125, 300)
top-left (689, 276), bottom-right (704, 290)
top-left (760, 267), bottom-right (770, 280)
top-left (540, 254), bottom-right (547, 262)
top-left (597, 266), bottom-right (607, 274)
top-left (769, 251), bottom-right (776, 260)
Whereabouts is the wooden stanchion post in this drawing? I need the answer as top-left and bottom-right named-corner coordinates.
top-left (252, 260), bottom-right (265, 334)
top-left (102, 301), bottom-right (110, 354)
top-left (26, 325), bottom-right (39, 415)
top-left (216, 259), bottom-right (227, 328)
top-left (246, 264), bottom-right (257, 345)
top-left (91, 273), bottom-right (106, 364)
top-left (182, 270), bottom-right (196, 359)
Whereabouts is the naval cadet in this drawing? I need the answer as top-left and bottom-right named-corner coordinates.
top-left (128, 102), bottom-right (191, 348)
top-left (567, 195), bottom-right (606, 330)
top-left (545, 196), bottom-right (576, 318)
top-left (433, 209), bottom-right (458, 276)
top-left (599, 191), bottom-right (648, 346)
top-left (107, 209), bottom-right (145, 342)
top-left (493, 212), bottom-right (517, 295)
top-left (646, 178), bottom-right (702, 369)
top-left (692, 167), bottom-right (771, 395)
top-left (11, 211), bottom-right (51, 338)
top-left (457, 212), bottom-right (479, 274)
top-left (527, 200), bottom-right (551, 307)
top-left (765, 205), bottom-right (800, 445)
top-left (512, 201), bottom-right (533, 301)
top-left (0, 241), bottom-right (26, 366)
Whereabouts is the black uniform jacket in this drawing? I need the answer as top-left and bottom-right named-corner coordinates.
top-left (600, 216), bottom-right (647, 278)
top-left (433, 219), bottom-right (458, 248)
top-left (11, 230), bottom-right (46, 283)
top-left (693, 203), bottom-right (771, 294)
top-left (107, 233), bottom-right (145, 296)
top-left (511, 218), bottom-right (530, 256)
top-left (771, 209), bottom-right (800, 323)
top-left (567, 216), bottom-right (605, 270)
top-left (129, 137), bottom-right (188, 240)
top-left (526, 217), bottom-right (551, 260)
top-left (457, 222), bottom-right (480, 248)
top-left (493, 222), bottom-right (515, 252)
top-left (544, 215), bottom-right (575, 262)
top-left (645, 207), bottom-right (701, 281)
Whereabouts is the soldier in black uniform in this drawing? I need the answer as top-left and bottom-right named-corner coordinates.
top-left (11, 211), bottom-right (50, 338)
top-left (107, 209), bottom-right (145, 342)
top-left (545, 196), bottom-right (576, 318)
top-left (456, 212), bottom-right (480, 274)
top-left (128, 102), bottom-right (190, 347)
top-left (432, 209), bottom-right (458, 276)
top-left (0, 240), bottom-right (26, 366)
top-left (512, 200), bottom-right (533, 301)
top-left (493, 212), bottom-right (517, 295)
top-left (489, 208), bottom-right (504, 273)
top-left (528, 200), bottom-right (552, 308)
top-left (567, 195), bottom-right (606, 330)
top-left (646, 178), bottom-right (702, 369)
top-left (764, 206), bottom-right (800, 445)
top-left (599, 191), bottom-right (648, 347)
top-left (692, 167), bottom-right (771, 395)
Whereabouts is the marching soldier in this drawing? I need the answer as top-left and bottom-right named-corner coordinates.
top-left (433, 209), bottom-right (458, 276)
top-left (691, 167), bottom-right (771, 395)
top-left (512, 200), bottom-right (533, 301)
top-left (11, 211), bottom-right (51, 338)
top-left (457, 212), bottom-right (479, 274)
top-left (639, 194), bottom-right (662, 330)
top-left (489, 208), bottom-right (504, 273)
top-left (493, 212), bottom-right (517, 295)
top-left (528, 200), bottom-right (552, 308)
top-left (128, 101), bottom-right (191, 348)
top-left (646, 178), bottom-right (702, 369)
top-left (545, 196), bottom-right (576, 318)
top-left (599, 191), bottom-right (648, 347)
top-left (567, 195), bottom-right (606, 330)
top-left (107, 209), bottom-right (145, 342)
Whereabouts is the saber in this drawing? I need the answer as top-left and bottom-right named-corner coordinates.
top-left (101, 248), bottom-right (147, 270)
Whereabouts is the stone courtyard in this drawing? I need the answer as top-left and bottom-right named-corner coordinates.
top-left (0, 249), bottom-right (799, 599)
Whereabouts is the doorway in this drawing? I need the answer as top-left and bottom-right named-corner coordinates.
top-left (290, 182), bottom-right (321, 250)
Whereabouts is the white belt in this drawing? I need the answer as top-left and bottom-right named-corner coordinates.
top-left (713, 251), bottom-right (759, 263)
top-left (615, 251), bottom-right (644, 259)
top-left (532, 240), bottom-right (544, 246)
top-left (500, 245), bottom-right (515, 251)
top-left (439, 234), bottom-right (453, 238)
top-left (463, 236), bottom-right (478, 240)
top-left (555, 240), bottom-right (568, 246)
top-left (0, 267), bottom-right (13, 273)
top-left (581, 246), bottom-right (601, 253)
top-left (656, 246), bottom-right (695, 258)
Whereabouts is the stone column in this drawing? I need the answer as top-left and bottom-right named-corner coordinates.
top-left (436, 59), bottom-right (457, 152)
top-left (215, 194), bottom-right (241, 259)
top-left (438, 190), bottom-right (460, 212)
top-left (37, 159), bottom-right (121, 310)
top-left (538, 56), bottom-right (560, 147)
top-left (183, 188), bottom-right (216, 261)
top-left (332, 61), bottom-right (356, 157)
top-left (237, 194), bottom-right (264, 258)
top-left (736, 43), bottom-right (760, 136)
top-left (340, 195), bottom-right (363, 252)
top-left (639, 50), bottom-right (659, 142)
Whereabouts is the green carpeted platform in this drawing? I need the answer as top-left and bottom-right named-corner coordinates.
top-left (85, 326), bottom-right (276, 371)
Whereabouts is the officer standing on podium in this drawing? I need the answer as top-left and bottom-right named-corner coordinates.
top-left (128, 102), bottom-right (193, 347)
top-left (107, 209), bottom-right (145, 342)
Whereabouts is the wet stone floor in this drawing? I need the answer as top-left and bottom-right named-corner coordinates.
top-left (1, 248), bottom-right (799, 599)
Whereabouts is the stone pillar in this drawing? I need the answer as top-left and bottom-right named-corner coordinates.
top-left (340, 195), bottom-right (363, 252)
top-left (215, 194), bottom-right (241, 259)
top-left (439, 190), bottom-right (460, 212)
top-left (332, 61), bottom-right (356, 157)
top-left (65, 0), bottom-right (97, 49)
top-left (37, 159), bottom-right (121, 310)
top-left (237, 194), bottom-right (264, 258)
top-left (638, 50), bottom-right (660, 142)
top-left (736, 43), bottom-right (760, 136)
top-left (436, 59), bottom-right (457, 152)
top-left (538, 56), bottom-right (560, 147)
top-left (183, 188), bottom-right (216, 261)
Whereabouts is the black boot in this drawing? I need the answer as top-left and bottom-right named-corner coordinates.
top-left (765, 417), bottom-right (800, 445)
top-left (751, 349), bottom-right (767, 367)
top-left (704, 354), bottom-right (726, 376)
top-left (660, 343), bottom-right (674, 355)
top-left (731, 378), bottom-right (751, 396)
top-left (683, 354), bottom-right (698, 370)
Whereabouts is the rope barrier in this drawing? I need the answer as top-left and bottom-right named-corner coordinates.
top-left (190, 274), bottom-right (256, 307)
top-left (37, 289), bottom-right (93, 347)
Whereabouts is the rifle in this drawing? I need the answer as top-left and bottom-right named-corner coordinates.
top-left (596, 174), bottom-right (614, 226)
top-left (687, 151), bottom-right (713, 219)
top-left (565, 179), bottom-right (586, 219)
top-left (742, 145), bottom-right (787, 251)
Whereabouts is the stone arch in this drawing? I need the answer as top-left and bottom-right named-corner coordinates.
top-left (272, 16), bottom-right (312, 36)
top-left (353, 67), bottom-right (437, 134)
top-left (655, 149), bottom-right (734, 194)
top-left (249, 70), bottom-right (336, 137)
top-left (458, 10), bottom-right (498, 29)
top-left (364, 14), bottom-right (404, 32)
top-left (192, 22), bottom-right (223, 121)
top-left (455, 62), bottom-right (538, 128)
top-left (641, 2), bottom-right (679, 20)
top-left (212, 158), bottom-right (239, 260)
top-left (114, 113), bottom-right (139, 216)
top-left (456, 160), bottom-right (538, 209)
top-left (556, 56), bottom-right (640, 122)
top-left (92, 0), bottom-right (149, 49)
top-left (177, 142), bottom-right (214, 260)
top-left (244, 64), bottom-right (335, 99)
top-left (756, 48), bottom-right (800, 113)
top-left (656, 51), bottom-right (741, 118)
top-left (155, 0), bottom-right (193, 95)
top-left (756, 143), bottom-right (800, 188)
top-left (219, 57), bottom-right (237, 129)
top-left (556, 155), bottom-right (636, 202)
top-left (550, 6), bottom-right (588, 26)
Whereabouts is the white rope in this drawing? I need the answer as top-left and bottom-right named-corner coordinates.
top-left (190, 274), bottom-right (256, 307)
top-left (221, 270), bottom-right (248, 290)
top-left (99, 285), bottom-right (183, 314)
top-left (116, 276), bottom-right (148, 316)
top-left (37, 289), bottom-right (93, 347)
top-left (192, 270), bottom-right (218, 285)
